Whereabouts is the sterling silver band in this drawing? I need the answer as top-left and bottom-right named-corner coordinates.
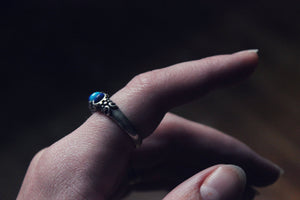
top-left (88, 92), bottom-right (142, 148)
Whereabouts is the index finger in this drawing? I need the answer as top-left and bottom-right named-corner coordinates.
top-left (108, 50), bottom-right (258, 141)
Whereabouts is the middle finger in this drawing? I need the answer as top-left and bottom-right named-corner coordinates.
top-left (131, 113), bottom-right (281, 187)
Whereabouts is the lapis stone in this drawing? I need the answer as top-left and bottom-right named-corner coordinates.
top-left (89, 92), bottom-right (104, 103)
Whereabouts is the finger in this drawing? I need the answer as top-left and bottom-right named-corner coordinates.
top-left (131, 113), bottom-right (282, 187)
top-left (111, 50), bottom-right (258, 140)
top-left (163, 164), bottom-right (247, 200)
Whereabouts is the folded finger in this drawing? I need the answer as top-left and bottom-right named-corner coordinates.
top-left (131, 113), bottom-right (281, 187)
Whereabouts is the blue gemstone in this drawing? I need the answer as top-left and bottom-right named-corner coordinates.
top-left (89, 92), bottom-right (104, 102)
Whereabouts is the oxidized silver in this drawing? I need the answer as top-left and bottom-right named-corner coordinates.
top-left (89, 92), bottom-right (142, 148)
top-left (89, 93), bottom-right (118, 115)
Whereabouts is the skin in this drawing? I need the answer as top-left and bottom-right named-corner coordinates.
top-left (17, 50), bottom-right (282, 200)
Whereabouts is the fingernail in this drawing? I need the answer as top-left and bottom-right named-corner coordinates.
top-left (274, 164), bottom-right (285, 176)
top-left (234, 49), bottom-right (259, 54)
top-left (200, 165), bottom-right (246, 200)
top-left (246, 49), bottom-right (259, 53)
top-left (265, 158), bottom-right (285, 177)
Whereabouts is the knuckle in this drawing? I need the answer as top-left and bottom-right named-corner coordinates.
top-left (30, 148), bottom-right (51, 179)
top-left (23, 148), bottom-right (52, 189)
top-left (126, 70), bottom-right (160, 93)
top-left (31, 148), bottom-right (47, 170)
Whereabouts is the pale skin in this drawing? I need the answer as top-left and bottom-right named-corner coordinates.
top-left (17, 50), bottom-right (282, 200)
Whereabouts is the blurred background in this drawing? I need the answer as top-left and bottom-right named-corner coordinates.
top-left (2, 0), bottom-right (300, 199)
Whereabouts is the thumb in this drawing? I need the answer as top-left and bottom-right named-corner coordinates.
top-left (163, 165), bottom-right (247, 200)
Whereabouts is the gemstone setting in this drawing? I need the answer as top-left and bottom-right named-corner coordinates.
top-left (89, 92), bottom-right (104, 103)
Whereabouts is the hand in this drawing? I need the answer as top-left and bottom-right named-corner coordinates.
top-left (17, 50), bottom-right (282, 200)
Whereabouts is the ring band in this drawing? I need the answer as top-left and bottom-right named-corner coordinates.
top-left (88, 92), bottom-right (142, 148)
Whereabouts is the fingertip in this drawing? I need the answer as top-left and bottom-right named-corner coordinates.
top-left (247, 157), bottom-right (284, 186)
top-left (224, 165), bottom-right (247, 182)
top-left (232, 49), bottom-right (259, 70)
top-left (163, 165), bottom-right (247, 200)
top-left (276, 164), bottom-right (285, 176)
top-left (215, 49), bottom-right (259, 87)
top-left (200, 165), bottom-right (246, 200)
top-left (234, 49), bottom-right (259, 55)
top-left (162, 166), bottom-right (219, 200)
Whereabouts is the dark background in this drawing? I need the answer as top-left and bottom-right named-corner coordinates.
top-left (2, 1), bottom-right (300, 199)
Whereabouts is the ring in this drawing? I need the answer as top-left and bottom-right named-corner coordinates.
top-left (88, 92), bottom-right (142, 148)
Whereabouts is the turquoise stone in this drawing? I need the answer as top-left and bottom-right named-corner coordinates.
top-left (89, 92), bottom-right (104, 102)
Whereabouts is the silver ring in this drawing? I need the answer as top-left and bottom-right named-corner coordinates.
top-left (88, 92), bottom-right (142, 148)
